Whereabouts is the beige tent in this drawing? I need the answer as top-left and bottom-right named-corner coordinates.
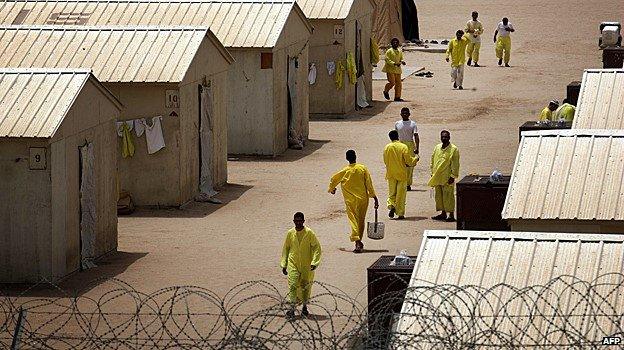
top-left (0, 0), bottom-right (313, 156)
top-left (297, 0), bottom-right (375, 114)
top-left (503, 129), bottom-right (624, 234)
top-left (0, 25), bottom-right (234, 206)
top-left (0, 68), bottom-right (122, 282)
top-left (371, 0), bottom-right (419, 46)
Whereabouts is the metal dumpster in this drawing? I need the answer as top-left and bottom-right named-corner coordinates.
top-left (456, 175), bottom-right (511, 231)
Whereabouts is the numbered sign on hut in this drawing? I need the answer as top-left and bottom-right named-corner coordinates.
top-left (165, 89), bottom-right (179, 108)
top-left (333, 25), bottom-right (344, 38)
top-left (29, 147), bottom-right (46, 170)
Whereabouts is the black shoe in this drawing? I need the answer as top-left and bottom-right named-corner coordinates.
top-left (394, 98), bottom-right (405, 102)
top-left (407, 185), bottom-right (411, 191)
top-left (467, 58), bottom-right (472, 66)
top-left (301, 306), bottom-right (309, 317)
top-left (453, 82), bottom-right (457, 89)
top-left (396, 216), bottom-right (405, 220)
top-left (505, 63), bottom-right (510, 67)
top-left (389, 208), bottom-right (395, 218)
top-left (498, 58), bottom-right (503, 66)
top-left (446, 217), bottom-right (456, 222)
top-left (383, 91), bottom-right (390, 100)
top-left (286, 309), bottom-right (295, 319)
top-left (458, 86), bottom-right (463, 90)
top-left (473, 63), bottom-right (480, 67)
top-left (431, 214), bottom-right (447, 221)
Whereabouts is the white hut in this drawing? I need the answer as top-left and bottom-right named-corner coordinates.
top-left (0, 68), bottom-right (122, 282)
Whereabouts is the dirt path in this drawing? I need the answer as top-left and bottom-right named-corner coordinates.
top-left (53, 0), bottom-right (619, 305)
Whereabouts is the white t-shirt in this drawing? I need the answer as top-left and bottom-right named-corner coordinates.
top-left (496, 21), bottom-right (514, 37)
top-left (466, 20), bottom-right (483, 43)
top-left (395, 120), bottom-right (418, 142)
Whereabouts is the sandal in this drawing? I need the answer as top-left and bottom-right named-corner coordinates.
top-left (431, 214), bottom-right (447, 221)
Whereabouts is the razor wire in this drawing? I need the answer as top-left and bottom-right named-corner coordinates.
top-left (1, 273), bottom-right (623, 349)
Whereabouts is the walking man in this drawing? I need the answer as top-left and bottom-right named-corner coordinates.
top-left (384, 130), bottom-right (419, 220)
top-left (446, 30), bottom-right (470, 89)
top-left (494, 17), bottom-right (515, 67)
top-left (465, 11), bottom-right (483, 67)
top-left (429, 130), bottom-right (460, 222)
top-left (382, 38), bottom-right (406, 102)
top-left (281, 212), bottom-right (322, 319)
top-left (329, 150), bottom-right (379, 253)
top-left (395, 107), bottom-right (419, 190)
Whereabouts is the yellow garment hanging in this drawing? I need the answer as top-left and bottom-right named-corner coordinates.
top-left (334, 61), bottom-right (345, 90)
top-left (346, 52), bottom-right (357, 85)
top-left (370, 38), bottom-right (380, 65)
top-left (121, 122), bottom-right (135, 158)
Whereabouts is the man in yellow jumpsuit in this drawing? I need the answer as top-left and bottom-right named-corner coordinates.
top-left (429, 130), bottom-right (460, 222)
top-left (281, 212), bottom-right (322, 319)
top-left (446, 30), bottom-right (470, 90)
top-left (329, 150), bottom-right (379, 253)
top-left (384, 130), bottom-right (419, 220)
top-left (494, 17), bottom-right (515, 67)
top-left (554, 99), bottom-right (576, 122)
top-left (382, 38), bottom-right (406, 102)
top-left (539, 100), bottom-right (559, 121)
top-left (465, 11), bottom-right (483, 67)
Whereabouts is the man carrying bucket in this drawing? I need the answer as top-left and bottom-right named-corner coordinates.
top-left (329, 150), bottom-right (379, 253)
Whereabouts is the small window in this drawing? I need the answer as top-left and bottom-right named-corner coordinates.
top-left (260, 52), bottom-right (273, 69)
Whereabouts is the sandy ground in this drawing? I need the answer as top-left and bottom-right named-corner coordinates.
top-left (16, 0), bottom-right (621, 306)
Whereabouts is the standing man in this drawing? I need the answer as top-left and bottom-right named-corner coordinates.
top-left (395, 107), bottom-right (420, 191)
top-left (429, 131), bottom-right (460, 222)
top-left (446, 30), bottom-right (470, 90)
top-left (494, 17), bottom-right (515, 67)
top-left (329, 150), bottom-right (379, 253)
top-left (465, 11), bottom-right (483, 67)
top-left (539, 100), bottom-right (559, 121)
top-left (281, 212), bottom-right (322, 319)
top-left (384, 130), bottom-right (419, 220)
top-left (382, 38), bottom-right (406, 102)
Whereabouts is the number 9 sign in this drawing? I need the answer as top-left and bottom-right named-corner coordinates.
top-left (29, 147), bottom-right (46, 170)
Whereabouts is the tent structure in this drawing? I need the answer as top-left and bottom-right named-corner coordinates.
top-left (503, 129), bottom-right (624, 234)
top-left (371, 0), bottom-right (419, 46)
top-left (573, 69), bottom-right (624, 129)
top-left (0, 25), bottom-right (234, 206)
top-left (394, 230), bottom-right (624, 348)
top-left (0, 68), bottom-right (122, 282)
top-left (297, 0), bottom-right (375, 114)
top-left (0, 0), bottom-right (313, 156)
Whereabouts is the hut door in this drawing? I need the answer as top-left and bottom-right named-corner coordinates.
top-left (198, 84), bottom-right (216, 197)
top-left (287, 56), bottom-right (303, 149)
top-left (79, 142), bottom-right (96, 270)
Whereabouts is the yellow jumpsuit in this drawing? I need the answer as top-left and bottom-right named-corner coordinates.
top-left (280, 227), bottom-right (322, 304)
top-left (329, 163), bottom-right (376, 242)
top-left (539, 107), bottom-right (553, 121)
top-left (555, 103), bottom-right (576, 122)
top-left (346, 51), bottom-right (357, 85)
top-left (384, 141), bottom-right (419, 216)
top-left (428, 143), bottom-right (460, 212)
top-left (383, 48), bottom-right (404, 99)
top-left (465, 20), bottom-right (483, 63)
top-left (400, 141), bottom-right (416, 186)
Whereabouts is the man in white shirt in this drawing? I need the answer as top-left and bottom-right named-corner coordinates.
top-left (395, 107), bottom-right (420, 191)
top-left (465, 11), bottom-right (483, 67)
top-left (493, 17), bottom-right (515, 67)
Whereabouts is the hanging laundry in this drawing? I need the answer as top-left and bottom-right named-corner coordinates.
top-left (370, 38), bottom-right (380, 65)
top-left (116, 120), bottom-right (133, 137)
top-left (120, 122), bottom-right (135, 158)
top-left (326, 61), bottom-right (336, 76)
top-left (308, 63), bottom-right (317, 85)
top-left (145, 116), bottom-right (165, 155)
top-left (346, 52), bottom-right (357, 85)
top-left (334, 61), bottom-right (345, 89)
top-left (134, 118), bottom-right (146, 137)
top-left (356, 75), bottom-right (370, 108)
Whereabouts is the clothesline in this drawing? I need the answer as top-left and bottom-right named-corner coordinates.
top-left (116, 116), bottom-right (166, 158)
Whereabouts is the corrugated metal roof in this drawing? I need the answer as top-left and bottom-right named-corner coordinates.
top-left (395, 229), bottom-right (624, 345)
top-left (0, 68), bottom-right (92, 138)
top-left (0, 25), bottom-right (210, 83)
top-left (296, 0), bottom-right (353, 19)
top-left (573, 69), bottom-right (624, 129)
top-left (502, 129), bottom-right (624, 221)
top-left (0, 0), bottom-right (305, 48)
